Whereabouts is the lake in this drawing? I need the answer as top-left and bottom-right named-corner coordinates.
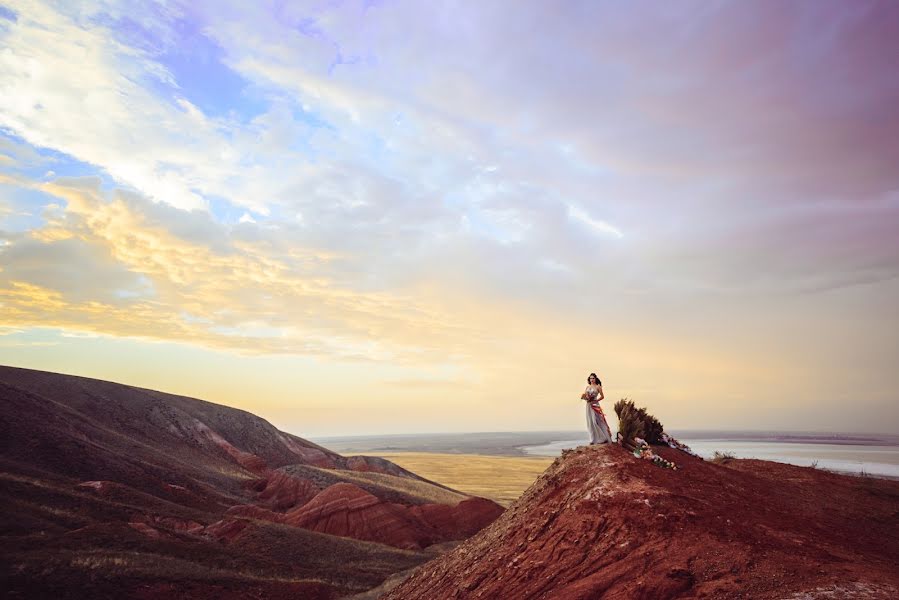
top-left (520, 431), bottom-right (899, 478)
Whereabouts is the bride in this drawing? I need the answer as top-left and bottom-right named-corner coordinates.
top-left (582, 372), bottom-right (613, 444)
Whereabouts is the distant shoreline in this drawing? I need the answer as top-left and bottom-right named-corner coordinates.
top-left (311, 430), bottom-right (899, 481)
top-left (666, 430), bottom-right (899, 447)
top-left (312, 430), bottom-right (899, 456)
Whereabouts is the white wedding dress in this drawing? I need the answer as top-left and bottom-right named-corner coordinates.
top-left (584, 385), bottom-right (613, 444)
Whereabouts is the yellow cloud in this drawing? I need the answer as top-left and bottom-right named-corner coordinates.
top-left (2, 178), bottom-right (482, 365)
top-left (30, 228), bottom-right (75, 242)
top-left (0, 176), bottom-right (866, 434)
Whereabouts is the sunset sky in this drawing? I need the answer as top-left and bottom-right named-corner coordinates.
top-left (1, 1), bottom-right (898, 436)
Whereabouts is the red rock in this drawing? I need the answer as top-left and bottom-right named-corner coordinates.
top-left (203, 518), bottom-right (251, 543)
top-left (277, 433), bottom-right (339, 468)
top-left (224, 504), bottom-right (287, 524)
top-left (130, 514), bottom-right (206, 535)
top-left (410, 497), bottom-right (504, 538)
top-left (256, 470), bottom-right (320, 510)
top-left (193, 419), bottom-right (270, 473)
top-left (281, 483), bottom-right (504, 551)
top-left (284, 483), bottom-right (434, 549)
top-left (385, 444), bottom-right (899, 600)
top-left (77, 480), bottom-right (112, 493)
top-left (158, 482), bottom-right (211, 509)
top-left (128, 522), bottom-right (162, 538)
top-left (155, 516), bottom-right (205, 534)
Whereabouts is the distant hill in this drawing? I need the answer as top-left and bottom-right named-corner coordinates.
top-left (0, 365), bottom-right (502, 599)
top-left (386, 444), bottom-right (899, 599)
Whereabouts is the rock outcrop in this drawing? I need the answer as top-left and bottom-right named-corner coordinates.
top-left (409, 497), bottom-right (508, 539)
top-left (284, 482), bottom-right (434, 549)
top-left (274, 482), bottom-right (504, 550)
top-left (255, 469), bottom-right (322, 510)
top-left (386, 444), bottom-right (899, 600)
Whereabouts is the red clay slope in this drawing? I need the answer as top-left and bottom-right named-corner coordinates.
top-left (386, 444), bottom-right (899, 600)
top-left (277, 482), bottom-right (503, 550)
top-left (0, 365), bottom-right (503, 598)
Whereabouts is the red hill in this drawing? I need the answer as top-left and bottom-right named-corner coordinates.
top-left (0, 365), bottom-right (502, 598)
top-left (386, 443), bottom-right (899, 599)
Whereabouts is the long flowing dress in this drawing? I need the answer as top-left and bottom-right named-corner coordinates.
top-left (584, 385), bottom-right (613, 444)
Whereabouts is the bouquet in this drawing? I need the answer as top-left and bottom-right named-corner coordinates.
top-left (632, 437), bottom-right (678, 470)
top-left (660, 432), bottom-right (700, 458)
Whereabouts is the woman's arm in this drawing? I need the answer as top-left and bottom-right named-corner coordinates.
top-left (596, 385), bottom-right (605, 401)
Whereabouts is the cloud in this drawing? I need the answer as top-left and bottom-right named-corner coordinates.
top-left (1, 2), bottom-right (204, 210)
top-left (1, 0), bottom-right (897, 378)
top-left (4, 1), bottom-right (893, 301)
top-left (201, 0), bottom-right (899, 296)
top-left (0, 176), bottom-right (486, 363)
top-left (567, 205), bottom-right (624, 239)
top-left (0, 133), bottom-right (53, 169)
top-left (0, 1), bottom-right (332, 214)
top-left (0, 235), bottom-right (150, 303)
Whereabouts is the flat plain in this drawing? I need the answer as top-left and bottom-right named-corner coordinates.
top-left (375, 452), bottom-right (554, 506)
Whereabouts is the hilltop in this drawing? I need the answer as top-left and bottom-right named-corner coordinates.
top-left (386, 443), bottom-right (899, 599)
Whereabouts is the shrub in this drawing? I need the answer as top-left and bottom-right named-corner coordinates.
top-left (614, 399), bottom-right (640, 446)
top-left (711, 451), bottom-right (736, 464)
top-left (614, 398), bottom-right (665, 446)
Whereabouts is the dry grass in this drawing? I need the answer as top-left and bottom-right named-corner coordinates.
top-left (376, 453), bottom-right (554, 507)
top-left (64, 549), bottom-right (337, 584)
top-left (712, 451), bottom-right (737, 464)
top-left (614, 398), bottom-right (664, 445)
top-left (295, 464), bottom-right (470, 505)
top-left (70, 554), bottom-right (134, 569)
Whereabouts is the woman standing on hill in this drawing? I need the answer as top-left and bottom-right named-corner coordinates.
top-left (583, 373), bottom-right (613, 444)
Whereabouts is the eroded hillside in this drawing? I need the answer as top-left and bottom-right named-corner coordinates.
top-left (0, 366), bottom-right (502, 598)
top-left (386, 443), bottom-right (899, 600)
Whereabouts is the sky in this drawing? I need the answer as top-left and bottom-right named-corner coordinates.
top-left (1, 1), bottom-right (898, 437)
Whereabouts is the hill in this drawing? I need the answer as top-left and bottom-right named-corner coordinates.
top-left (0, 365), bottom-right (502, 598)
top-left (385, 443), bottom-right (899, 599)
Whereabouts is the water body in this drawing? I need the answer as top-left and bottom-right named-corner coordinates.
top-left (312, 430), bottom-right (899, 479)
top-left (520, 432), bottom-right (899, 479)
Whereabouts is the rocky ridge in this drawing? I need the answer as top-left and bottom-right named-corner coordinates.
top-left (386, 443), bottom-right (899, 599)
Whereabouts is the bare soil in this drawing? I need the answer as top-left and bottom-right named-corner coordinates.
top-left (386, 443), bottom-right (899, 599)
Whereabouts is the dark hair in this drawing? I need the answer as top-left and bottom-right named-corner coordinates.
top-left (587, 372), bottom-right (602, 385)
